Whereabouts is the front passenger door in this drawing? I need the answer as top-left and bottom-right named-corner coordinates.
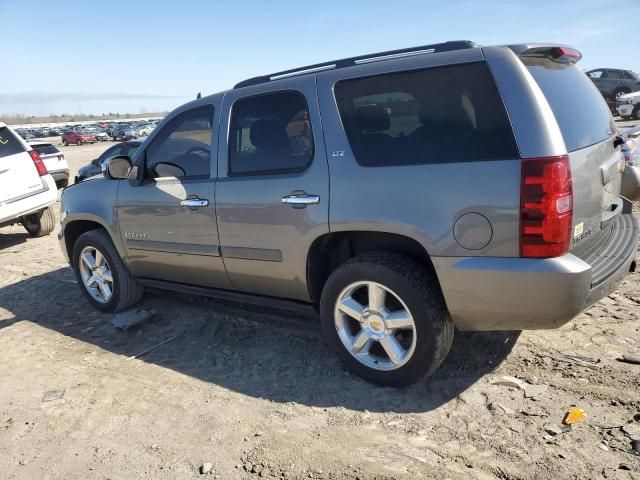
top-left (116, 103), bottom-right (231, 289)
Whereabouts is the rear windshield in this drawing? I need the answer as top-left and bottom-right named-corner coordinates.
top-left (32, 144), bottom-right (59, 155)
top-left (0, 127), bottom-right (26, 159)
top-left (523, 59), bottom-right (615, 152)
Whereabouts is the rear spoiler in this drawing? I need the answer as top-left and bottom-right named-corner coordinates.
top-left (507, 43), bottom-right (582, 64)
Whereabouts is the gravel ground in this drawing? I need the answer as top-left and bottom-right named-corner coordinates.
top-left (1, 130), bottom-right (639, 480)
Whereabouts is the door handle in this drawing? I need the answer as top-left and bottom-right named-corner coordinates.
top-left (281, 194), bottom-right (320, 205)
top-left (180, 198), bottom-right (209, 207)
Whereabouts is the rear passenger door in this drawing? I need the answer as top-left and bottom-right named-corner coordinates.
top-left (216, 77), bottom-right (329, 301)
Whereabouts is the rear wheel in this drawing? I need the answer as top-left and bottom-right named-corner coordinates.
top-left (633, 106), bottom-right (640, 121)
top-left (22, 206), bottom-right (56, 237)
top-left (55, 179), bottom-right (69, 189)
top-left (72, 229), bottom-right (144, 312)
top-left (63, 140), bottom-right (69, 146)
top-left (320, 252), bottom-right (454, 387)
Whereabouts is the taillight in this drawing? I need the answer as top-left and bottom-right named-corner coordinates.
top-left (29, 150), bottom-right (48, 176)
top-left (549, 47), bottom-right (582, 63)
top-left (520, 155), bottom-right (573, 258)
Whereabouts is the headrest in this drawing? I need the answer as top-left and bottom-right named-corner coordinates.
top-left (419, 91), bottom-right (473, 130)
top-left (354, 104), bottom-right (390, 133)
top-left (250, 119), bottom-right (289, 150)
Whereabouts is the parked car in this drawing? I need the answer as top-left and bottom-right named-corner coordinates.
top-left (75, 141), bottom-right (142, 182)
top-left (616, 91), bottom-right (640, 120)
top-left (587, 68), bottom-right (640, 101)
top-left (58, 42), bottom-right (638, 387)
top-left (62, 130), bottom-right (96, 146)
top-left (83, 127), bottom-right (110, 142)
top-left (620, 129), bottom-right (640, 199)
top-left (0, 123), bottom-right (57, 236)
top-left (137, 124), bottom-right (155, 136)
top-left (109, 124), bottom-right (137, 141)
top-left (28, 141), bottom-right (70, 188)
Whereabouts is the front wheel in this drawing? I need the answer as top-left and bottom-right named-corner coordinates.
top-left (63, 140), bottom-right (69, 146)
top-left (22, 206), bottom-right (56, 237)
top-left (320, 252), bottom-right (454, 387)
top-left (72, 229), bottom-right (144, 312)
top-left (76, 139), bottom-right (83, 146)
top-left (633, 106), bottom-right (640, 121)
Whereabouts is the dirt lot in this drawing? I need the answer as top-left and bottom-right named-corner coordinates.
top-left (1, 130), bottom-right (640, 480)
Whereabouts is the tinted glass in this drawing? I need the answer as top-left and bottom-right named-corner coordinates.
top-left (334, 62), bottom-right (518, 167)
top-left (524, 59), bottom-right (614, 152)
top-left (0, 127), bottom-right (25, 158)
top-left (606, 70), bottom-right (623, 80)
top-left (98, 145), bottom-right (123, 164)
top-left (229, 91), bottom-right (314, 175)
top-left (145, 105), bottom-right (213, 178)
top-left (32, 144), bottom-right (59, 155)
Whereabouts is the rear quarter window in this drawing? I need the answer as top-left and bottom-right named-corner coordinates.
top-left (0, 127), bottom-right (26, 159)
top-left (334, 62), bottom-right (519, 167)
top-left (523, 59), bottom-right (615, 152)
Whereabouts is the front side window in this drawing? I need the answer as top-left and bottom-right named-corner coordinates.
top-left (334, 62), bottom-right (518, 167)
top-left (145, 105), bottom-right (213, 178)
top-left (228, 91), bottom-right (314, 175)
top-left (588, 70), bottom-right (603, 79)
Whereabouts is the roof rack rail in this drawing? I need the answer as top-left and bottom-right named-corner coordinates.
top-left (233, 40), bottom-right (476, 89)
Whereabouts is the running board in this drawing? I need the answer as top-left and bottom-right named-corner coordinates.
top-left (138, 278), bottom-right (318, 315)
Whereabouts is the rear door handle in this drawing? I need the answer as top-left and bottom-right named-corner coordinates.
top-left (180, 198), bottom-right (209, 208)
top-left (281, 194), bottom-right (320, 206)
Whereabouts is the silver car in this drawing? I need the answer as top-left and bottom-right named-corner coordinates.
top-left (58, 41), bottom-right (639, 386)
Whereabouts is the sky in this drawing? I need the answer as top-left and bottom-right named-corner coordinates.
top-left (1, 0), bottom-right (639, 117)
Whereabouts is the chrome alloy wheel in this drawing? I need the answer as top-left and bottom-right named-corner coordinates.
top-left (79, 246), bottom-right (113, 303)
top-left (334, 281), bottom-right (417, 371)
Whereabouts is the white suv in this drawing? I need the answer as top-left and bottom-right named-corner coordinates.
top-left (0, 123), bottom-right (57, 236)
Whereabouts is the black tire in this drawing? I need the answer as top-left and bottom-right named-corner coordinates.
top-left (76, 139), bottom-right (82, 146)
top-left (633, 106), bottom-right (640, 121)
top-left (22, 206), bottom-right (56, 237)
top-left (55, 179), bottom-right (69, 189)
top-left (63, 140), bottom-right (69, 146)
top-left (72, 229), bottom-right (144, 313)
top-left (320, 252), bottom-right (454, 387)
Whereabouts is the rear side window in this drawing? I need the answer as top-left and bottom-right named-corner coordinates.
top-left (524, 59), bottom-right (614, 152)
top-left (229, 91), bottom-right (314, 176)
top-left (0, 127), bottom-right (25, 159)
top-left (32, 144), bottom-right (59, 155)
top-left (334, 62), bottom-right (518, 167)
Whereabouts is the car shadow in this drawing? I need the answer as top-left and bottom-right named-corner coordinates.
top-left (0, 268), bottom-right (520, 413)
top-left (0, 231), bottom-right (28, 250)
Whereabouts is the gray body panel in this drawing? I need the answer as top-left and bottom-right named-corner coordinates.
top-left (116, 96), bottom-right (231, 289)
top-left (58, 41), bottom-right (639, 333)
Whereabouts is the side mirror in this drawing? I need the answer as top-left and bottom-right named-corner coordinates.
top-left (104, 155), bottom-right (132, 180)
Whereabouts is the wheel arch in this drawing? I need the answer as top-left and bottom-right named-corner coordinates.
top-left (306, 230), bottom-right (439, 304)
top-left (63, 217), bottom-right (119, 267)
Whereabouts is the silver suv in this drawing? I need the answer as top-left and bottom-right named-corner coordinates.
top-left (58, 41), bottom-right (639, 386)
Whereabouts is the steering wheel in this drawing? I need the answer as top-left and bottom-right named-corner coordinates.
top-left (184, 146), bottom-right (210, 159)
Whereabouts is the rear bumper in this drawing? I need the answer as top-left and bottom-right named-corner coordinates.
top-left (433, 211), bottom-right (639, 331)
top-left (49, 169), bottom-right (69, 182)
